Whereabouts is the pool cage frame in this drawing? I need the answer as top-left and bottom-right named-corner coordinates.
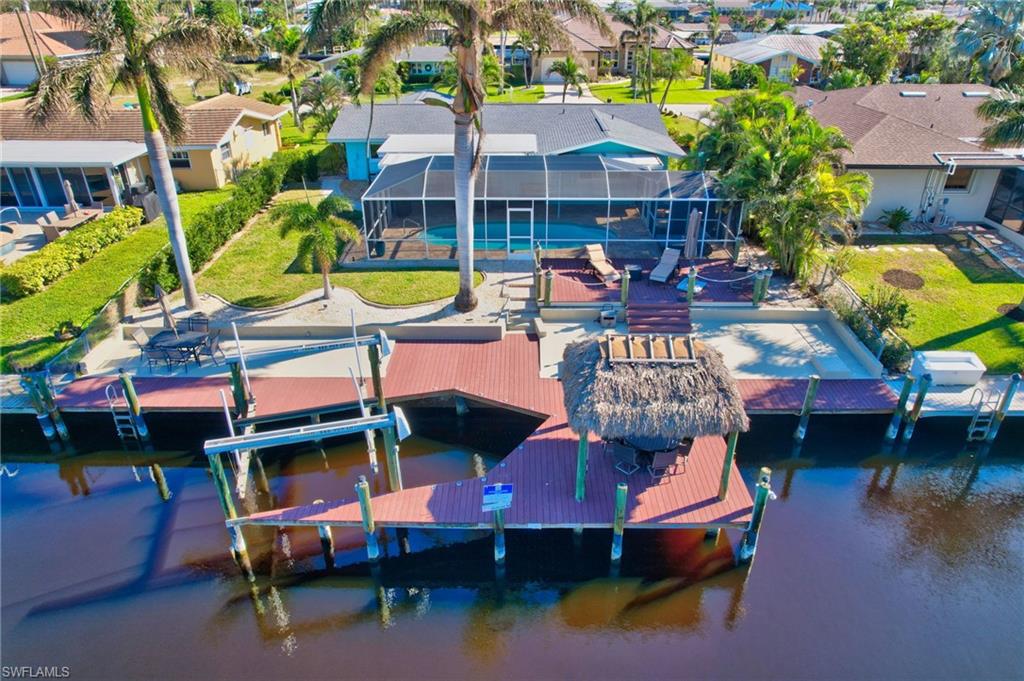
top-left (359, 155), bottom-right (744, 260)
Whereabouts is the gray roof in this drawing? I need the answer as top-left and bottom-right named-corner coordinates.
top-left (328, 103), bottom-right (684, 157)
top-left (714, 34), bottom-right (831, 65)
top-left (398, 45), bottom-right (449, 63)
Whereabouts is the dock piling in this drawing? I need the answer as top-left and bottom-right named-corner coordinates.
top-left (356, 475), bottom-right (380, 562)
top-left (884, 374), bottom-right (916, 442)
top-left (383, 425), bottom-right (403, 492)
top-left (986, 373), bottom-right (1020, 443)
top-left (118, 369), bottom-right (150, 443)
top-left (718, 431), bottom-right (739, 500)
top-left (493, 508), bottom-right (506, 564)
top-left (901, 373), bottom-right (932, 443)
top-left (313, 501), bottom-right (335, 569)
top-left (150, 463), bottom-right (171, 502)
top-left (793, 375), bottom-right (821, 442)
top-left (738, 467), bottom-right (774, 564)
top-left (575, 430), bottom-right (589, 502)
top-left (686, 268), bottom-right (697, 305)
top-left (620, 268), bottom-right (630, 307)
top-left (228, 525), bottom-right (255, 582)
top-left (543, 269), bottom-right (553, 307)
top-left (21, 376), bottom-right (57, 444)
top-left (610, 482), bottom-right (628, 563)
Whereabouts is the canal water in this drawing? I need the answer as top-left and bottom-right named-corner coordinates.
top-left (1, 407), bottom-right (1021, 680)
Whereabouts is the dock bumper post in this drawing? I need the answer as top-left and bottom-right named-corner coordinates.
top-left (313, 500), bottom-right (336, 569)
top-left (901, 373), bottom-right (932, 443)
top-left (150, 463), bottom-right (171, 502)
top-left (21, 376), bottom-right (57, 444)
top-left (986, 373), bottom-right (1021, 443)
top-left (610, 482), bottom-right (628, 564)
top-left (24, 374), bottom-right (70, 445)
top-left (228, 525), bottom-right (255, 582)
top-left (719, 431), bottom-right (739, 500)
top-left (575, 430), bottom-right (589, 502)
top-left (493, 508), bottom-right (506, 564)
top-left (620, 268), bottom-right (630, 308)
top-left (118, 369), bottom-right (150, 442)
top-left (543, 269), bottom-right (554, 307)
top-left (356, 475), bottom-right (380, 562)
top-left (228, 362), bottom-right (248, 417)
top-left (686, 268), bottom-right (697, 305)
top-left (368, 343), bottom-right (387, 413)
top-left (738, 467), bottom-right (775, 564)
top-left (383, 425), bottom-right (403, 492)
top-left (793, 374), bottom-right (821, 442)
top-left (884, 374), bottom-right (916, 442)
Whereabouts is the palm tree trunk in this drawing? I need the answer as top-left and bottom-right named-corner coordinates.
top-left (290, 79), bottom-right (303, 131)
top-left (136, 80), bottom-right (199, 309)
top-left (659, 74), bottom-right (674, 111)
top-left (452, 111), bottom-right (478, 312)
top-left (320, 256), bottom-right (332, 299)
top-left (499, 31), bottom-right (507, 94)
top-left (365, 91), bottom-right (375, 182)
top-left (562, 83), bottom-right (568, 103)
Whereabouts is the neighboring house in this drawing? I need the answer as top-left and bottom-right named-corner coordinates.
top-left (793, 84), bottom-right (1024, 248)
top-left (750, 0), bottom-right (813, 15)
top-left (536, 14), bottom-right (694, 84)
top-left (318, 45), bottom-right (450, 83)
top-left (328, 102), bottom-right (684, 181)
top-left (0, 94), bottom-right (288, 209)
top-left (0, 11), bottom-right (91, 87)
top-left (788, 23), bottom-right (846, 38)
top-left (711, 34), bottom-right (831, 84)
top-left (672, 22), bottom-right (738, 47)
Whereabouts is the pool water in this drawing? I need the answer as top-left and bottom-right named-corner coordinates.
top-left (1, 409), bottom-right (1022, 679)
top-left (425, 222), bottom-right (607, 250)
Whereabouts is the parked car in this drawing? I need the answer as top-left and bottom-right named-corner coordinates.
top-left (231, 80), bottom-right (253, 95)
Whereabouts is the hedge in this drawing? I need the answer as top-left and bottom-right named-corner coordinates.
top-left (139, 146), bottom-right (338, 294)
top-left (1, 207), bottom-right (144, 300)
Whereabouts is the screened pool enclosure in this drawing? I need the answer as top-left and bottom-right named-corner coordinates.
top-left (358, 155), bottom-right (743, 260)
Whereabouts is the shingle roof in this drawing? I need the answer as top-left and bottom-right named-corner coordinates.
top-left (0, 10), bottom-right (91, 58)
top-left (398, 45), bottom-right (450, 62)
top-left (327, 103), bottom-right (684, 157)
top-left (187, 93), bottom-right (288, 120)
top-left (792, 84), bottom-right (1021, 168)
top-left (1, 108), bottom-right (240, 147)
top-left (714, 34), bottom-right (831, 65)
top-left (561, 14), bottom-right (693, 52)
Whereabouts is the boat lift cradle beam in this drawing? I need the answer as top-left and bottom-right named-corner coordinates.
top-left (221, 330), bottom-right (395, 369)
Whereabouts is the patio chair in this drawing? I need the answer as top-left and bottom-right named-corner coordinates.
top-left (611, 441), bottom-right (641, 475)
top-left (40, 222), bottom-right (63, 243)
top-left (197, 331), bottom-right (225, 366)
top-left (142, 345), bottom-right (169, 372)
top-left (649, 247), bottom-right (682, 284)
top-left (43, 211), bottom-right (61, 225)
top-left (584, 243), bottom-right (621, 284)
top-left (163, 346), bottom-right (193, 373)
top-left (648, 440), bottom-right (692, 482)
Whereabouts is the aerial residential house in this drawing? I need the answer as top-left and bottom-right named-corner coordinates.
top-left (711, 34), bottom-right (831, 84)
top-left (672, 22), bottom-right (738, 48)
top-left (794, 84), bottom-right (1024, 248)
top-left (0, 94), bottom-right (288, 210)
top-left (319, 45), bottom-right (451, 83)
top-left (0, 11), bottom-right (92, 86)
top-left (328, 103), bottom-right (743, 259)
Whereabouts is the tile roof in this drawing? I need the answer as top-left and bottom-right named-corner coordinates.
top-left (1, 107), bottom-right (240, 147)
top-left (327, 103), bottom-right (683, 157)
top-left (560, 13), bottom-right (693, 52)
top-left (714, 34), bottom-right (831, 65)
top-left (792, 84), bottom-right (1023, 168)
top-left (186, 93), bottom-right (288, 120)
top-left (0, 11), bottom-right (90, 58)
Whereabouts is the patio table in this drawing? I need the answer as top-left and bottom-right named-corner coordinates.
top-left (624, 435), bottom-right (679, 454)
top-left (150, 330), bottom-right (208, 364)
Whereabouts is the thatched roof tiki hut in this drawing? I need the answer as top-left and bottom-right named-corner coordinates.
top-left (561, 335), bottom-right (750, 501)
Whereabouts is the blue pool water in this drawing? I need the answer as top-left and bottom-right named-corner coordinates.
top-left (425, 222), bottom-right (606, 250)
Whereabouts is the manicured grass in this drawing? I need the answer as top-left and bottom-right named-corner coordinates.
top-left (662, 113), bottom-right (704, 141)
top-left (279, 112), bottom-right (328, 151)
top-left (485, 85), bottom-right (545, 103)
top-left (0, 188), bottom-right (234, 371)
top-left (0, 91), bottom-right (30, 103)
top-left (840, 238), bottom-right (1024, 374)
top-left (198, 191), bottom-right (483, 308)
top-left (590, 77), bottom-right (741, 104)
top-left (109, 63), bottom-right (312, 107)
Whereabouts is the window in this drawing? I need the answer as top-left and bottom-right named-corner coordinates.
top-left (944, 167), bottom-right (974, 191)
top-left (262, 123), bottom-right (271, 135)
top-left (169, 151), bottom-right (191, 168)
top-left (219, 143), bottom-right (232, 162)
top-left (985, 168), bottom-right (1024, 235)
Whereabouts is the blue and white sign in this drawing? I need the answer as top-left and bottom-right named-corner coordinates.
top-left (482, 483), bottom-right (513, 512)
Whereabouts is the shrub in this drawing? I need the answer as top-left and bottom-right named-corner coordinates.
top-left (0, 207), bottom-right (144, 300)
top-left (881, 206), bottom-right (912, 233)
top-left (864, 284), bottom-right (913, 333)
top-left (317, 144), bottom-right (344, 175)
top-left (710, 69), bottom-right (733, 89)
top-left (728, 63), bottom-right (763, 89)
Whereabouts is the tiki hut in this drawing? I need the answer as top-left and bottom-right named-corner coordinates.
top-left (561, 337), bottom-right (749, 442)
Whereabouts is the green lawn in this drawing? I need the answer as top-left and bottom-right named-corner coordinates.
top-left (198, 190), bottom-right (483, 308)
top-left (590, 77), bottom-right (741, 105)
top-left (840, 238), bottom-right (1024, 374)
top-left (485, 85), bottom-right (545, 103)
top-left (0, 188), bottom-right (234, 371)
top-left (662, 113), bottom-right (704, 141)
top-left (279, 112), bottom-right (328, 151)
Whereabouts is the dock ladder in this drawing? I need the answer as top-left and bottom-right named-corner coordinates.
top-left (966, 388), bottom-right (1000, 441)
top-left (105, 383), bottom-right (139, 441)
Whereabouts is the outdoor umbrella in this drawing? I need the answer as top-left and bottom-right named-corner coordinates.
top-left (154, 284), bottom-right (180, 337)
top-left (683, 209), bottom-right (702, 261)
top-left (62, 179), bottom-right (80, 215)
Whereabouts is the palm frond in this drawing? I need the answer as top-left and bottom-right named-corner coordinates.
top-left (27, 53), bottom-right (121, 125)
top-left (307, 0), bottom-right (376, 42)
top-left (145, 61), bottom-right (187, 141)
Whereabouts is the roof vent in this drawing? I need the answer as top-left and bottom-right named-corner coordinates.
top-left (962, 90), bottom-right (990, 98)
top-left (900, 91), bottom-right (927, 98)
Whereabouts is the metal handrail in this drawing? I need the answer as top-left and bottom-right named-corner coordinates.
top-left (0, 206), bottom-right (23, 225)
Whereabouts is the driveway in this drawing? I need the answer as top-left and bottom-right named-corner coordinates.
top-left (538, 83), bottom-right (602, 105)
top-left (662, 103), bottom-right (712, 123)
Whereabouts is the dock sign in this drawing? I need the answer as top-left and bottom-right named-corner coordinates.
top-left (482, 483), bottom-right (513, 512)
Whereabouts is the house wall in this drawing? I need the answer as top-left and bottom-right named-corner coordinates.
top-left (858, 167), bottom-right (1001, 224)
top-left (343, 141), bottom-right (384, 181)
top-left (141, 149), bottom-right (223, 191)
top-left (225, 115), bottom-right (281, 172)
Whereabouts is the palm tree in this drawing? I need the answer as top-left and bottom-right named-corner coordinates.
top-left (301, 73), bottom-right (345, 135)
top-left (310, 0), bottom-right (609, 312)
top-left (512, 30), bottom-right (551, 88)
top-left (546, 55), bottom-right (588, 103)
top-left (977, 87), bottom-right (1024, 148)
top-left (619, 0), bottom-right (661, 103)
top-left (654, 48), bottom-right (693, 112)
top-left (262, 26), bottom-right (308, 130)
top-left (29, 0), bottom-right (241, 310)
top-left (955, 0), bottom-right (1024, 85)
top-left (435, 53), bottom-right (503, 95)
top-left (273, 198), bottom-right (361, 300)
top-left (703, 2), bottom-right (723, 91)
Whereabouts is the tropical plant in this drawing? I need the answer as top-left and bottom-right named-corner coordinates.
top-left (546, 55), bottom-right (589, 103)
top-left (837, 21), bottom-right (907, 83)
top-left (28, 0), bottom-right (243, 310)
top-left (863, 284), bottom-right (913, 334)
top-left (826, 67), bottom-right (870, 90)
top-left (653, 48), bottom-right (694, 111)
top-left (260, 90), bottom-right (288, 105)
top-left (272, 198), bottom-right (361, 300)
top-left (309, 0), bottom-right (609, 312)
top-left (436, 53), bottom-right (504, 94)
top-left (703, 2), bottom-right (723, 91)
top-left (818, 41), bottom-right (842, 82)
top-left (955, 0), bottom-right (1024, 85)
top-left (301, 73), bottom-right (346, 135)
top-left (511, 30), bottom-right (551, 87)
top-left (976, 86), bottom-right (1024, 148)
top-left (261, 25), bottom-right (308, 130)
top-left (881, 206), bottom-right (912, 233)
top-left (619, 0), bottom-right (662, 102)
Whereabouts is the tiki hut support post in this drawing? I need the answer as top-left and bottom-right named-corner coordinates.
top-left (544, 269), bottom-right (554, 307)
top-left (493, 508), bottom-right (506, 563)
top-left (611, 482), bottom-right (628, 563)
top-left (575, 430), bottom-right (589, 502)
top-left (356, 475), bottom-right (380, 562)
top-left (901, 373), bottom-right (932, 443)
top-left (793, 375), bottom-right (821, 443)
top-left (986, 373), bottom-right (1021, 443)
top-left (719, 431), bottom-right (740, 500)
top-left (884, 374), bottom-right (916, 442)
top-left (738, 467), bottom-right (774, 564)
top-left (686, 268), bottom-right (697, 305)
top-left (119, 369), bottom-right (150, 443)
top-left (620, 268), bottom-right (630, 307)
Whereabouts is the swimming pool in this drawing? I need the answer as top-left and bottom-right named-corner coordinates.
top-left (425, 221), bottom-right (607, 250)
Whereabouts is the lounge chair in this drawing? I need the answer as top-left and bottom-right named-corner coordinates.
top-left (584, 244), bottom-right (621, 284)
top-left (43, 211), bottom-right (61, 225)
top-left (649, 247), bottom-right (681, 284)
top-left (40, 222), bottom-right (63, 243)
top-left (611, 441), bottom-right (641, 475)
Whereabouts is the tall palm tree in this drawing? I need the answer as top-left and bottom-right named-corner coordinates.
top-left (301, 72), bottom-right (345, 135)
top-left (511, 30), bottom-right (551, 88)
top-left (619, 0), bottom-right (661, 103)
top-left (955, 0), bottom-right (1024, 85)
top-left (310, 0), bottom-right (609, 312)
top-left (546, 55), bottom-right (588, 103)
top-left (30, 0), bottom-right (240, 309)
top-left (977, 86), bottom-right (1024, 148)
top-left (273, 198), bottom-right (361, 300)
top-left (263, 25), bottom-right (308, 130)
top-left (435, 53), bottom-right (504, 94)
top-left (703, 2), bottom-right (723, 90)
top-left (654, 48), bottom-right (693, 112)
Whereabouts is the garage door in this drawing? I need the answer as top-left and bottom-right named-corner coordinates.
top-left (0, 59), bottom-right (39, 87)
top-left (539, 57), bottom-right (563, 83)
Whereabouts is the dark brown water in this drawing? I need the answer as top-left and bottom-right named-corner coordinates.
top-left (2, 408), bottom-right (1022, 681)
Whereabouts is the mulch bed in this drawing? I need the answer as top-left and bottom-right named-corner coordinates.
top-left (882, 268), bottom-right (925, 290)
